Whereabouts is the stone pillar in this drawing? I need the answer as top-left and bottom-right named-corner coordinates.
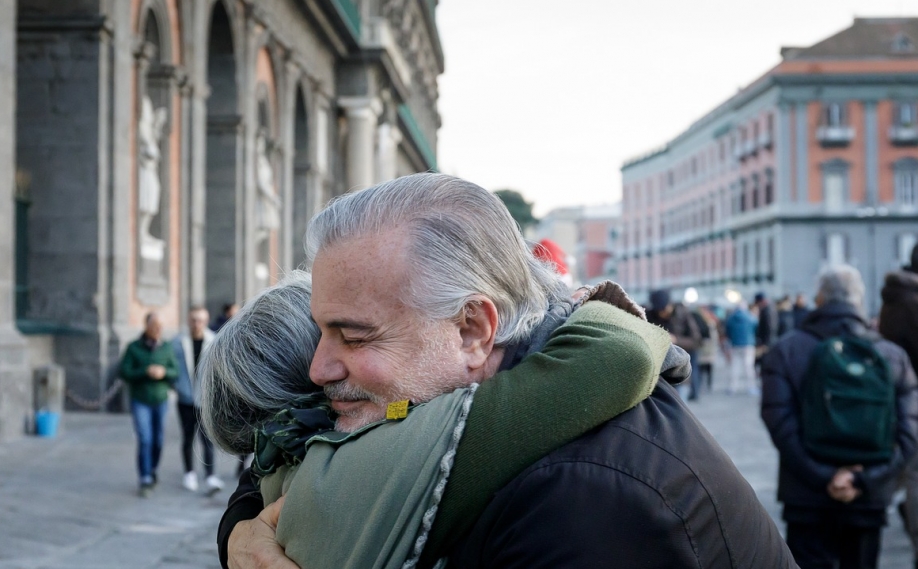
top-left (339, 97), bottom-right (381, 191)
top-left (375, 121), bottom-right (402, 184)
top-left (0, 0), bottom-right (32, 440)
top-left (187, 84), bottom-right (209, 307)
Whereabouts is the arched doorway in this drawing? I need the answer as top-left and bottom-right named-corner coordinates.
top-left (204, 1), bottom-right (240, 318)
top-left (290, 85), bottom-right (311, 267)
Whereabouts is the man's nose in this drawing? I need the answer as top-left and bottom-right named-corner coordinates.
top-left (309, 336), bottom-right (346, 386)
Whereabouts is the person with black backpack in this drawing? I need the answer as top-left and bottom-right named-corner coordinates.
top-left (761, 264), bottom-right (918, 569)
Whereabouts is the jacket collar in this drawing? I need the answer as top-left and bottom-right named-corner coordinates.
top-left (801, 301), bottom-right (870, 339)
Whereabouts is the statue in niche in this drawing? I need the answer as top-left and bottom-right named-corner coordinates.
top-left (138, 95), bottom-right (168, 259)
top-left (255, 131), bottom-right (282, 244)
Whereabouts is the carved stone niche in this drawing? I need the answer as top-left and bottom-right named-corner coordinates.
top-left (135, 46), bottom-right (182, 305)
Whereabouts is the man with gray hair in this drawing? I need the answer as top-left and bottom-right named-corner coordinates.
top-left (222, 173), bottom-right (796, 568)
top-left (762, 263), bottom-right (918, 568)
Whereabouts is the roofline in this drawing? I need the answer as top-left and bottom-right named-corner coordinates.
top-left (622, 63), bottom-right (918, 171)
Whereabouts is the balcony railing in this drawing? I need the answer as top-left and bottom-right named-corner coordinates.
top-left (889, 125), bottom-right (918, 146)
top-left (816, 125), bottom-right (855, 147)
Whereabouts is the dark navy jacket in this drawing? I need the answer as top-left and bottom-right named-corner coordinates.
top-left (447, 380), bottom-right (797, 568)
top-left (761, 301), bottom-right (918, 524)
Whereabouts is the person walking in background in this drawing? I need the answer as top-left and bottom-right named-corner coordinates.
top-left (119, 312), bottom-right (179, 497)
top-left (725, 301), bottom-right (759, 395)
top-left (793, 293), bottom-right (812, 330)
top-left (210, 302), bottom-right (238, 332)
top-left (754, 291), bottom-right (779, 369)
top-left (693, 305), bottom-right (720, 393)
top-left (879, 243), bottom-right (918, 568)
top-left (777, 295), bottom-right (795, 338)
top-left (761, 264), bottom-right (918, 569)
top-left (646, 289), bottom-right (703, 400)
top-left (172, 306), bottom-right (223, 496)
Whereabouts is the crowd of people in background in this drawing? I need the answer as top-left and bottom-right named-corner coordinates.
top-left (642, 287), bottom-right (813, 401)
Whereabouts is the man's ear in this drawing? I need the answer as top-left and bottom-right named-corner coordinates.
top-left (457, 295), bottom-right (498, 371)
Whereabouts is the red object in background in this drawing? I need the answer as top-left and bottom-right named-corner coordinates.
top-left (533, 238), bottom-right (569, 275)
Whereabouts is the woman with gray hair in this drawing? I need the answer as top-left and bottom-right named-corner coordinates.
top-left (199, 271), bottom-right (685, 569)
top-left (198, 271), bottom-right (321, 455)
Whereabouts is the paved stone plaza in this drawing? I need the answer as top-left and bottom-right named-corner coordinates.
top-left (0, 370), bottom-right (913, 568)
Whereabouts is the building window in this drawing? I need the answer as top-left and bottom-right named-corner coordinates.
top-left (892, 32), bottom-right (916, 54)
top-left (739, 179), bottom-right (747, 213)
top-left (767, 237), bottom-right (775, 273)
top-left (751, 173), bottom-right (760, 209)
top-left (823, 102), bottom-right (846, 127)
top-left (764, 169), bottom-right (774, 205)
top-left (896, 102), bottom-right (917, 127)
top-left (818, 102), bottom-right (855, 146)
top-left (743, 242), bottom-right (749, 275)
top-left (821, 160), bottom-right (849, 213)
top-left (827, 233), bottom-right (846, 265)
top-left (894, 158), bottom-right (918, 207)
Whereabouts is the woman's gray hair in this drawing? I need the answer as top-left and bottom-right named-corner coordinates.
top-left (816, 264), bottom-right (865, 309)
top-left (198, 270), bottom-right (321, 454)
top-left (304, 173), bottom-right (567, 345)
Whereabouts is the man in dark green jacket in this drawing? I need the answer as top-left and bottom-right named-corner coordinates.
top-left (119, 311), bottom-right (178, 496)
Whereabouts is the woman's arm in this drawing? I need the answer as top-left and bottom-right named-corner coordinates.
top-left (424, 300), bottom-right (671, 562)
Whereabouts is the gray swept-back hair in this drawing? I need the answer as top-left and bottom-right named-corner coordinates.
top-left (304, 173), bottom-right (567, 345)
top-left (198, 270), bottom-right (321, 455)
top-left (816, 264), bottom-right (865, 309)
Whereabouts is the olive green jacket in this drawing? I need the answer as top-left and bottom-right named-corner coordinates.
top-left (119, 336), bottom-right (179, 405)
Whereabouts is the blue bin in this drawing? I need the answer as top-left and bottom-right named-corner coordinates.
top-left (35, 411), bottom-right (60, 437)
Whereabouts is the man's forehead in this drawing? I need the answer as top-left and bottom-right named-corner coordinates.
top-left (311, 231), bottom-right (412, 321)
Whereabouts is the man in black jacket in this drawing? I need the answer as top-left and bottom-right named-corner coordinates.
top-left (646, 289), bottom-right (703, 400)
top-left (219, 173), bottom-right (797, 569)
top-left (879, 243), bottom-right (918, 567)
top-left (762, 264), bottom-right (918, 569)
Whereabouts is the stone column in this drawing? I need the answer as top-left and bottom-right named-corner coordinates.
top-left (339, 97), bottom-right (381, 191)
top-left (375, 121), bottom-right (402, 184)
top-left (0, 0), bottom-right (31, 441)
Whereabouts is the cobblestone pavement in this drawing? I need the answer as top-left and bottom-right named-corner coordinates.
top-left (0, 367), bottom-right (913, 568)
top-left (0, 402), bottom-right (235, 569)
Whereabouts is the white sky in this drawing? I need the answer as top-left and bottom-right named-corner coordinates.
top-left (435, 0), bottom-right (915, 216)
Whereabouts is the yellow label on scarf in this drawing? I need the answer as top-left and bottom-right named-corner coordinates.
top-left (386, 400), bottom-right (409, 420)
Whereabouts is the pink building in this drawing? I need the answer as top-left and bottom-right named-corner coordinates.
top-left (620, 18), bottom-right (918, 313)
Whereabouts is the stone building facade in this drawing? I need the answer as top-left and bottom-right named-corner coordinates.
top-left (620, 18), bottom-right (918, 313)
top-left (0, 0), bottom-right (443, 440)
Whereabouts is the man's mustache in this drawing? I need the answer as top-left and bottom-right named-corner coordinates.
top-left (323, 381), bottom-right (386, 406)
